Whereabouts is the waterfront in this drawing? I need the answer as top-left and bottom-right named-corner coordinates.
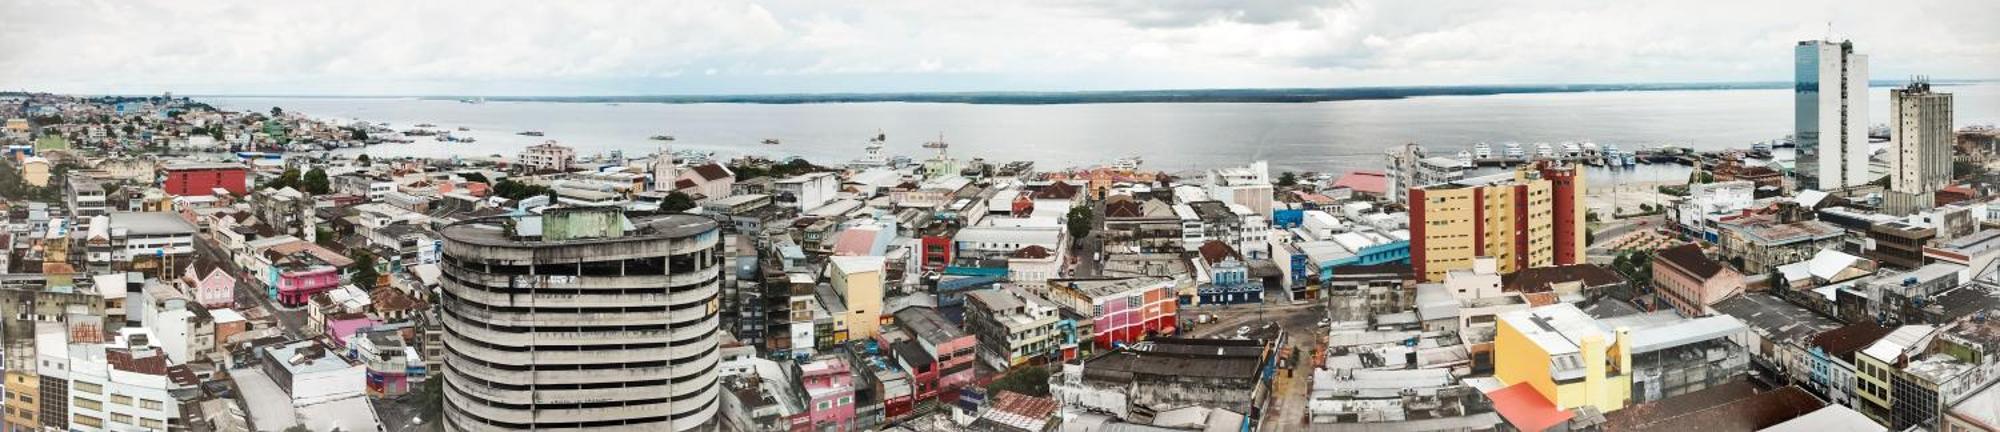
top-left (208, 83), bottom-right (2000, 177)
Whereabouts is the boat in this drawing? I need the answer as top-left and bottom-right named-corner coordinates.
top-left (1535, 143), bottom-right (1554, 158)
top-left (415, 123), bottom-right (437, 128)
top-left (762, 138), bottom-right (780, 145)
top-left (1622, 152), bottom-right (1636, 167)
top-left (459, 97), bottom-right (485, 104)
top-left (1473, 142), bottom-right (1493, 159)
top-left (518, 131), bottom-right (545, 137)
top-left (1582, 142), bottom-right (1600, 153)
top-left (1456, 150), bottom-right (1473, 165)
top-left (1503, 142), bottom-right (1524, 159)
top-left (457, 126), bottom-right (470, 132)
top-left (1750, 141), bottom-right (1770, 153)
top-left (1114, 156), bottom-right (1143, 171)
top-left (850, 132), bottom-right (892, 168)
top-left (650, 135), bottom-right (676, 141)
top-left (1561, 142), bottom-right (1582, 158)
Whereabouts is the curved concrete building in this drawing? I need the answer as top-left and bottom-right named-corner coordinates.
top-left (440, 208), bottom-right (721, 432)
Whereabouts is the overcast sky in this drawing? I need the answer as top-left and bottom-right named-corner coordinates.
top-left (2, 0), bottom-right (1994, 96)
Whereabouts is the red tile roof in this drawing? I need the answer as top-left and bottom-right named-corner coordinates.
top-left (1330, 170), bottom-right (1388, 195)
top-left (1197, 240), bottom-right (1240, 266)
top-left (1010, 245), bottom-right (1052, 259)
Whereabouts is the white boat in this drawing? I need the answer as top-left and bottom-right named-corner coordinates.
top-left (1535, 143), bottom-right (1554, 158)
top-left (1456, 150), bottom-right (1473, 165)
top-left (1473, 142), bottom-right (1493, 159)
top-left (1503, 142), bottom-right (1525, 159)
top-left (1582, 142), bottom-right (1600, 153)
top-left (1562, 142), bottom-right (1582, 158)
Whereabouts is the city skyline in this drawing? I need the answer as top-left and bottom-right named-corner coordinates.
top-left (1, 0), bottom-right (1996, 96)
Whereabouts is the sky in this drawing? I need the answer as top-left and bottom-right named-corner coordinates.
top-left (1, 0), bottom-right (1995, 96)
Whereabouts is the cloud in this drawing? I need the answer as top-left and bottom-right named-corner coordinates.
top-left (0, 0), bottom-right (1992, 95)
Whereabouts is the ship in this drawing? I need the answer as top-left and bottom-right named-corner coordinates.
top-left (457, 126), bottom-right (470, 131)
top-left (1503, 142), bottom-right (1524, 159)
top-left (518, 131), bottom-right (545, 137)
top-left (415, 123), bottom-right (437, 128)
top-left (1456, 150), bottom-right (1473, 165)
top-left (762, 138), bottom-right (781, 145)
top-left (1473, 142), bottom-right (1493, 159)
top-left (650, 135), bottom-right (676, 141)
top-left (850, 132), bottom-right (892, 168)
top-left (1535, 142), bottom-right (1554, 158)
top-left (458, 97), bottom-right (486, 104)
top-left (1561, 142), bottom-right (1582, 158)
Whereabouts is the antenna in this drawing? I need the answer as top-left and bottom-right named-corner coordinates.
top-left (1824, 21), bottom-right (1833, 41)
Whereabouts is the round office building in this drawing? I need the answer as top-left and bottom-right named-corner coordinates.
top-left (439, 208), bottom-right (721, 432)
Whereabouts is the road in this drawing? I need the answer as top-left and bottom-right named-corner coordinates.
top-left (193, 234), bottom-right (308, 339)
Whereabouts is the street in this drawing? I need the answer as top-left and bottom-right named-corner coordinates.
top-left (1179, 293), bottom-right (1327, 430)
top-left (193, 234), bottom-right (308, 339)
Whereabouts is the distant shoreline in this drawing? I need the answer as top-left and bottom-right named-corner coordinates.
top-left (169, 80), bottom-right (1987, 106)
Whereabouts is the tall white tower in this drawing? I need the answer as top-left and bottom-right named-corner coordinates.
top-left (1794, 40), bottom-right (1870, 191)
top-left (1887, 80), bottom-right (1954, 215)
top-left (652, 142), bottom-right (677, 192)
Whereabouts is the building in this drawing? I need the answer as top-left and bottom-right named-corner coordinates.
top-left (775, 172), bottom-right (839, 211)
top-left (1493, 303), bottom-right (1632, 414)
top-left (1651, 243), bottom-right (1744, 316)
top-left (1795, 40), bottom-right (1871, 191)
top-left (1050, 338), bottom-right (1273, 422)
top-left (515, 141), bottom-right (576, 172)
top-left (1204, 160), bottom-right (1275, 216)
top-left (828, 255), bottom-right (886, 340)
top-left (1044, 277), bottom-right (1178, 351)
top-left (965, 286), bottom-right (1062, 371)
top-left (1192, 240), bottom-right (1259, 305)
top-left (1856, 316), bottom-right (2000, 431)
top-left (44, 328), bottom-right (189, 432)
top-left (439, 208), bottom-right (722, 431)
top-left (1408, 161), bottom-right (1585, 282)
top-left (259, 339), bottom-right (366, 405)
top-left (162, 162), bottom-right (248, 196)
top-left (799, 356), bottom-right (856, 431)
top-left (888, 306), bottom-right (976, 406)
top-left (349, 329), bottom-right (426, 398)
top-left (1886, 81), bottom-right (1954, 215)
top-left (1804, 322), bottom-right (1896, 408)
top-left (1384, 143), bottom-right (1467, 204)
top-left (1872, 220), bottom-right (1938, 270)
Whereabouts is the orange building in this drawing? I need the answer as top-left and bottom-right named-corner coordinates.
top-left (1409, 161), bottom-right (1585, 282)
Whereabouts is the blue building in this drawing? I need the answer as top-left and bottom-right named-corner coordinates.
top-left (1194, 240), bottom-right (1261, 305)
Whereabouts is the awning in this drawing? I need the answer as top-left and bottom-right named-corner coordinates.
top-left (1488, 382), bottom-right (1573, 432)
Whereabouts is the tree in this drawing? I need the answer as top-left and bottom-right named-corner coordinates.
top-left (1065, 205), bottom-right (1095, 240)
top-left (493, 179), bottom-right (552, 201)
top-left (316, 227), bottom-right (337, 248)
top-left (266, 167), bottom-right (302, 190)
top-left (283, 425), bottom-right (312, 432)
top-left (270, 106), bottom-right (284, 117)
top-left (459, 172), bottom-right (489, 184)
top-left (356, 154), bottom-right (372, 167)
top-left (414, 375), bottom-right (445, 431)
top-left (303, 167), bottom-right (330, 194)
top-left (660, 192), bottom-right (698, 212)
top-left (349, 250), bottom-right (380, 289)
top-left (1276, 171), bottom-right (1298, 187)
top-left (986, 366), bottom-right (1052, 398)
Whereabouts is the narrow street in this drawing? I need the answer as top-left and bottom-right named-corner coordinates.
top-left (193, 235), bottom-right (308, 339)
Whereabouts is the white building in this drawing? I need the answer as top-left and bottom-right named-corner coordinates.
top-left (516, 141), bottom-right (576, 173)
top-left (775, 172), bottom-right (840, 211)
top-left (1795, 39), bottom-right (1870, 191)
top-left (1887, 81), bottom-right (1954, 215)
top-left (1385, 144), bottom-right (1468, 204)
top-left (41, 327), bottom-right (186, 432)
top-left (1205, 161), bottom-right (1275, 216)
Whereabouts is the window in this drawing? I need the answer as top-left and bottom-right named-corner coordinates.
top-left (110, 394), bottom-right (131, 406)
top-left (73, 381), bottom-right (101, 395)
top-left (140, 399), bottom-right (162, 410)
top-left (141, 418), bottom-right (162, 429)
top-left (73, 414), bottom-right (102, 428)
top-left (72, 397), bottom-right (101, 411)
top-left (110, 412), bottom-right (131, 425)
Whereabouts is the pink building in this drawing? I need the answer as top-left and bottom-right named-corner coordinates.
top-left (1652, 243), bottom-right (1745, 316)
top-left (266, 251), bottom-right (342, 307)
top-left (890, 306), bottom-right (976, 404)
top-left (1047, 277), bottom-right (1179, 350)
top-left (800, 356), bottom-right (856, 431)
top-left (182, 261), bottom-right (237, 309)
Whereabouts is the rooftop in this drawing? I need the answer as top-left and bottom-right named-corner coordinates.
top-left (1710, 292), bottom-right (1844, 344)
top-left (1082, 338), bottom-right (1267, 382)
top-left (1599, 381), bottom-right (1824, 432)
top-left (108, 212), bottom-right (198, 236)
top-left (1654, 243), bottom-right (1724, 279)
top-left (1808, 323), bottom-right (1896, 363)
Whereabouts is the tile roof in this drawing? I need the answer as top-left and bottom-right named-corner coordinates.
top-left (1507, 264), bottom-right (1626, 293)
top-left (1808, 323), bottom-right (1895, 363)
top-left (1600, 381), bottom-right (1824, 432)
top-left (1197, 240), bottom-right (1240, 266)
top-left (1487, 382), bottom-right (1572, 432)
top-left (1654, 243), bottom-right (1723, 279)
top-left (1010, 245), bottom-right (1052, 259)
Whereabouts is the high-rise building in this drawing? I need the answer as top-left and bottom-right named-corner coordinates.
top-left (1386, 143), bottom-right (1470, 204)
top-left (1795, 40), bottom-right (1871, 191)
top-left (440, 207), bottom-right (722, 432)
top-left (1886, 81), bottom-right (1954, 215)
top-left (1408, 161), bottom-right (1585, 282)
